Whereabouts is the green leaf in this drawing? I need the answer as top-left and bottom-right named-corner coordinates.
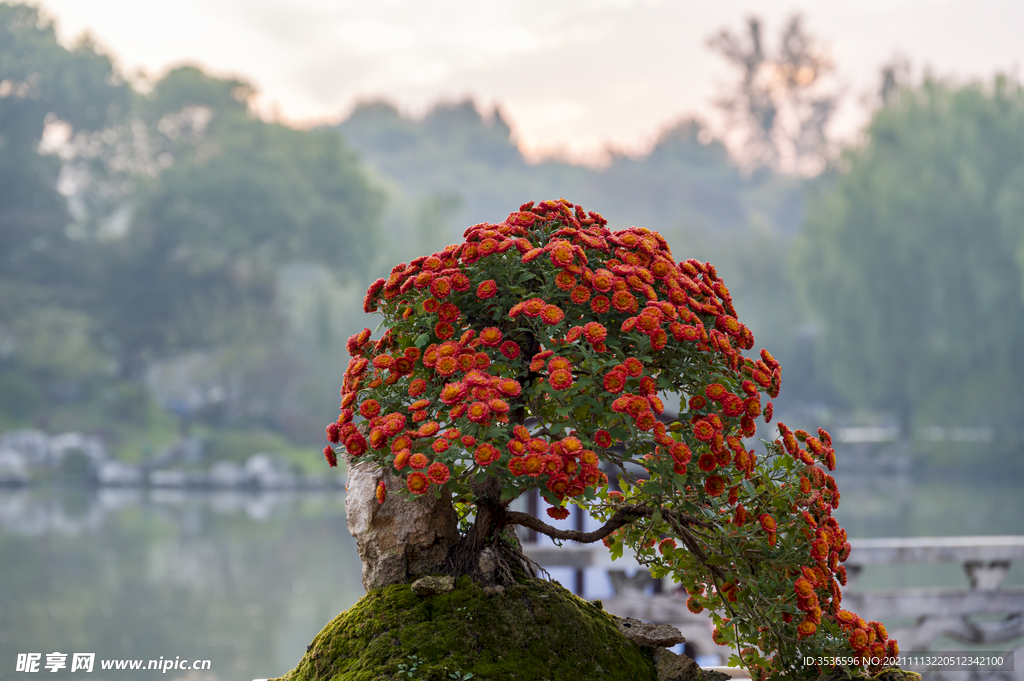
top-left (414, 333), bottom-right (431, 348)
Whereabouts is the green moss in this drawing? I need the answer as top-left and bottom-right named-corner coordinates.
top-left (273, 577), bottom-right (658, 681)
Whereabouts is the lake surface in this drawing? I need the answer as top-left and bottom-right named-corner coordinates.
top-left (1, 443), bottom-right (1022, 680)
top-left (0, 488), bottom-right (363, 681)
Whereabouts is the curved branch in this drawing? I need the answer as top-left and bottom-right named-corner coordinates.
top-left (506, 504), bottom-right (711, 544)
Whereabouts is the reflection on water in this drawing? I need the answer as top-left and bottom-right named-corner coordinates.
top-left (0, 488), bottom-right (364, 681)
top-left (1, 441), bottom-right (1021, 680)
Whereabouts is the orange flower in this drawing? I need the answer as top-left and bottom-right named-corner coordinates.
top-left (523, 298), bottom-right (545, 317)
top-left (497, 378), bottom-right (522, 397)
top-left (704, 475), bottom-right (726, 496)
top-left (476, 280), bottom-right (498, 299)
top-left (435, 355), bottom-right (458, 376)
top-left (392, 448), bottom-right (410, 470)
top-left (591, 269), bottom-right (614, 292)
top-left (583, 322), bottom-right (608, 345)
top-left (474, 443), bottom-right (501, 465)
top-left (692, 420), bottom-right (715, 442)
top-left (521, 247), bottom-right (544, 263)
top-left (555, 271), bottom-right (577, 291)
top-left (759, 513), bottom-right (777, 534)
top-left (541, 304), bottom-right (565, 325)
top-left (467, 401), bottom-right (491, 423)
top-left (797, 619), bottom-right (817, 639)
top-left (602, 369), bottom-right (627, 394)
top-left (794, 577), bottom-right (815, 598)
top-left (359, 399), bottom-right (381, 419)
top-left (479, 327), bottom-right (503, 347)
top-left (622, 357), bottom-right (644, 377)
top-left (528, 437), bottom-right (549, 454)
top-left (594, 430), bottom-right (612, 448)
top-left (704, 383), bottom-right (728, 401)
top-left (547, 506), bottom-right (570, 520)
top-left (408, 453), bottom-right (429, 470)
top-left (499, 340), bottom-right (520, 359)
top-left (522, 454), bottom-right (544, 477)
top-left (418, 421), bottom-right (440, 437)
top-left (548, 241), bottom-right (574, 267)
top-left (591, 295), bottom-right (611, 314)
top-left (698, 453), bottom-right (717, 472)
top-left (427, 462), bottom-right (450, 485)
top-left (431, 439), bottom-right (450, 454)
top-left (548, 356), bottom-right (572, 372)
top-left (438, 302), bottom-right (460, 322)
top-left (434, 322), bottom-right (454, 340)
top-left (658, 538), bottom-right (676, 554)
top-left (635, 411), bottom-right (656, 431)
top-left (848, 628), bottom-right (869, 651)
top-left (429, 276), bottom-right (452, 299)
top-left (570, 286), bottom-right (591, 304)
top-left (670, 442), bottom-right (691, 464)
top-left (611, 290), bottom-right (638, 313)
top-left (406, 471), bottom-right (430, 495)
top-left (580, 449), bottom-right (599, 466)
top-left (375, 480), bottom-right (387, 504)
top-left (368, 428), bottom-right (387, 450)
top-left (323, 446), bottom-right (337, 467)
top-left (722, 394), bottom-right (745, 417)
top-left (686, 597), bottom-right (704, 614)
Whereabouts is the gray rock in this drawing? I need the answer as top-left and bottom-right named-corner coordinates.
top-left (245, 453), bottom-right (297, 489)
top-left (614, 617), bottom-right (686, 648)
top-left (653, 648), bottom-right (701, 681)
top-left (207, 460), bottom-right (250, 488)
top-left (483, 585), bottom-right (505, 596)
top-left (477, 546), bottom-right (498, 585)
top-left (411, 575), bottom-right (455, 596)
top-left (344, 460), bottom-right (460, 590)
top-left (96, 460), bottom-right (143, 486)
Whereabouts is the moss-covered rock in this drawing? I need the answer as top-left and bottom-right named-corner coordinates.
top-left (272, 577), bottom-right (660, 681)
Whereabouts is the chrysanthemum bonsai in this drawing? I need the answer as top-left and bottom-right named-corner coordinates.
top-left (325, 199), bottom-right (901, 680)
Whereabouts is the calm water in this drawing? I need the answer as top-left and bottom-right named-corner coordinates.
top-left (0, 488), bottom-right (363, 681)
top-left (1, 444), bottom-right (1022, 681)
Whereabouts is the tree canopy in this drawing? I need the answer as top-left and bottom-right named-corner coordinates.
top-left (329, 199), bottom-right (896, 680)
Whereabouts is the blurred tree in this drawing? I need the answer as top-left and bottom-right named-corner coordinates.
top-left (798, 75), bottom-right (1024, 432)
top-left (95, 66), bottom-right (386, 380)
top-left (0, 3), bottom-right (130, 425)
top-left (709, 14), bottom-right (839, 174)
top-left (0, 4), bottom-right (128, 283)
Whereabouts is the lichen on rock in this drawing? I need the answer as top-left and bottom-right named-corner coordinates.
top-left (272, 577), bottom-right (660, 681)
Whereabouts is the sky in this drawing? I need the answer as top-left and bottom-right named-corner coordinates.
top-left (34, 0), bottom-right (1024, 165)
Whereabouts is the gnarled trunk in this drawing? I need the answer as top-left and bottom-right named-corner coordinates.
top-left (344, 459), bottom-right (534, 590)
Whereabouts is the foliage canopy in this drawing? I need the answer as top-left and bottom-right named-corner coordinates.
top-left (328, 199), bottom-right (896, 680)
